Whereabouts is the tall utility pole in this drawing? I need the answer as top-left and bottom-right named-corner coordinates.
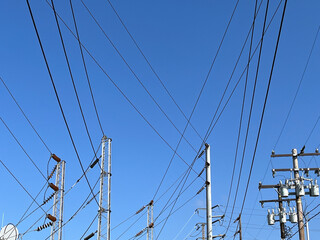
top-left (50, 160), bottom-right (66, 240)
top-left (292, 148), bottom-right (305, 240)
top-left (147, 200), bottom-right (154, 240)
top-left (234, 214), bottom-right (242, 240)
top-left (205, 143), bottom-right (212, 240)
top-left (97, 136), bottom-right (112, 240)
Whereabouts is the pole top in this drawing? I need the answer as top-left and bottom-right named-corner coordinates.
top-left (292, 148), bottom-right (298, 156)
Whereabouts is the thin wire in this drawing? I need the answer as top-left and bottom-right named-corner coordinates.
top-left (239, 0), bottom-right (288, 215)
top-left (79, 214), bottom-right (98, 240)
top-left (69, 0), bottom-right (105, 136)
top-left (0, 117), bottom-right (48, 181)
top-left (0, 76), bottom-right (52, 154)
top-left (104, 0), bottom-right (204, 141)
top-left (25, 0), bottom-right (99, 206)
top-left (172, 211), bottom-right (196, 240)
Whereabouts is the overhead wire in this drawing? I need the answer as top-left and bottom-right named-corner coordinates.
top-left (25, 0), bottom-right (99, 207)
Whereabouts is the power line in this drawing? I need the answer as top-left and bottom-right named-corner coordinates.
top-left (104, 0), bottom-right (204, 141)
top-left (25, 0), bottom-right (99, 207)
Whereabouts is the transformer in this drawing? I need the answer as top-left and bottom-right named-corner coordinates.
top-left (289, 208), bottom-right (298, 223)
top-left (279, 209), bottom-right (287, 223)
top-left (310, 180), bottom-right (319, 197)
top-left (295, 181), bottom-right (305, 197)
top-left (267, 209), bottom-right (275, 225)
top-left (279, 180), bottom-right (289, 198)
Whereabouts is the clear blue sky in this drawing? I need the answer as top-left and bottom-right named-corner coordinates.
top-left (0, 0), bottom-right (320, 239)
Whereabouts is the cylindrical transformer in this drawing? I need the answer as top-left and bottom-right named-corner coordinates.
top-left (267, 210), bottom-right (275, 225)
top-left (289, 211), bottom-right (298, 223)
top-left (280, 185), bottom-right (289, 198)
top-left (295, 182), bottom-right (305, 197)
top-left (310, 181), bottom-right (319, 197)
top-left (280, 211), bottom-right (287, 223)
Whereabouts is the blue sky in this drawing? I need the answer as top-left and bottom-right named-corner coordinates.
top-left (0, 0), bottom-right (320, 239)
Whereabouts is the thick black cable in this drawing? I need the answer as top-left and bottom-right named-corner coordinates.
top-left (0, 77), bottom-right (52, 154)
top-left (0, 159), bottom-right (47, 214)
top-left (104, 0), bottom-right (204, 141)
top-left (224, 0), bottom-right (271, 234)
top-left (69, 0), bottom-right (105, 136)
top-left (0, 117), bottom-right (48, 182)
top-left (239, 0), bottom-right (288, 215)
top-left (25, 0), bottom-right (99, 206)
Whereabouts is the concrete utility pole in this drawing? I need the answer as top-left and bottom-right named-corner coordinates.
top-left (147, 200), bottom-right (154, 240)
top-left (50, 160), bottom-right (66, 240)
top-left (292, 149), bottom-right (305, 240)
top-left (205, 143), bottom-right (212, 240)
top-left (97, 136), bottom-right (112, 240)
top-left (233, 215), bottom-right (242, 240)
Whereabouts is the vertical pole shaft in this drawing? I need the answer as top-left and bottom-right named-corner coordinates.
top-left (107, 138), bottom-right (112, 240)
top-left (292, 148), bottom-right (305, 240)
top-left (239, 215), bottom-right (242, 240)
top-left (147, 205), bottom-right (150, 240)
top-left (202, 223), bottom-right (205, 240)
top-left (278, 193), bottom-right (286, 240)
top-left (205, 143), bottom-right (212, 240)
top-left (305, 214), bottom-right (310, 240)
top-left (97, 136), bottom-right (107, 240)
top-left (58, 161), bottom-right (65, 240)
top-left (51, 162), bottom-right (61, 240)
top-left (151, 203), bottom-right (154, 240)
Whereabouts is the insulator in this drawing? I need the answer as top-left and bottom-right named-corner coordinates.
top-left (136, 206), bottom-right (146, 214)
top-left (90, 158), bottom-right (99, 168)
top-left (43, 193), bottom-right (55, 205)
top-left (135, 230), bottom-right (144, 237)
top-left (148, 222), bottom-right (154, 228)
top-left (84, 232), bottom-right (95, 240)
top-left (36, 221), bottom-right (53, 231)
top-left (51, 154), bottom-right (61, 162)
top-left (196, 186), bottom-right (205, 195)
top-left (48, 165), bottom-right (57, 180)
top-left (198, 168), bottom-right (205, 177)
top-left (148, 200), bottom-right (154, 206)
top-left (49, 183), bottom-right (59, 192)
top-left (47, 214), bottom-right (57, 222)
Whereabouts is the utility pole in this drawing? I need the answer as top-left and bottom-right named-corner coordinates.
top-left (50, 158), bottom-right (66, 240)
top-left (260, 147), bottom-right (320, 240)
top-left (233, 214), bottom-right (242, 240)
top-left (147, 200), bottom-right (154, 240)
top-left (205, 143), bottom-right (212, 240)
top-left (97, 136), bottom-right (112, 240)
